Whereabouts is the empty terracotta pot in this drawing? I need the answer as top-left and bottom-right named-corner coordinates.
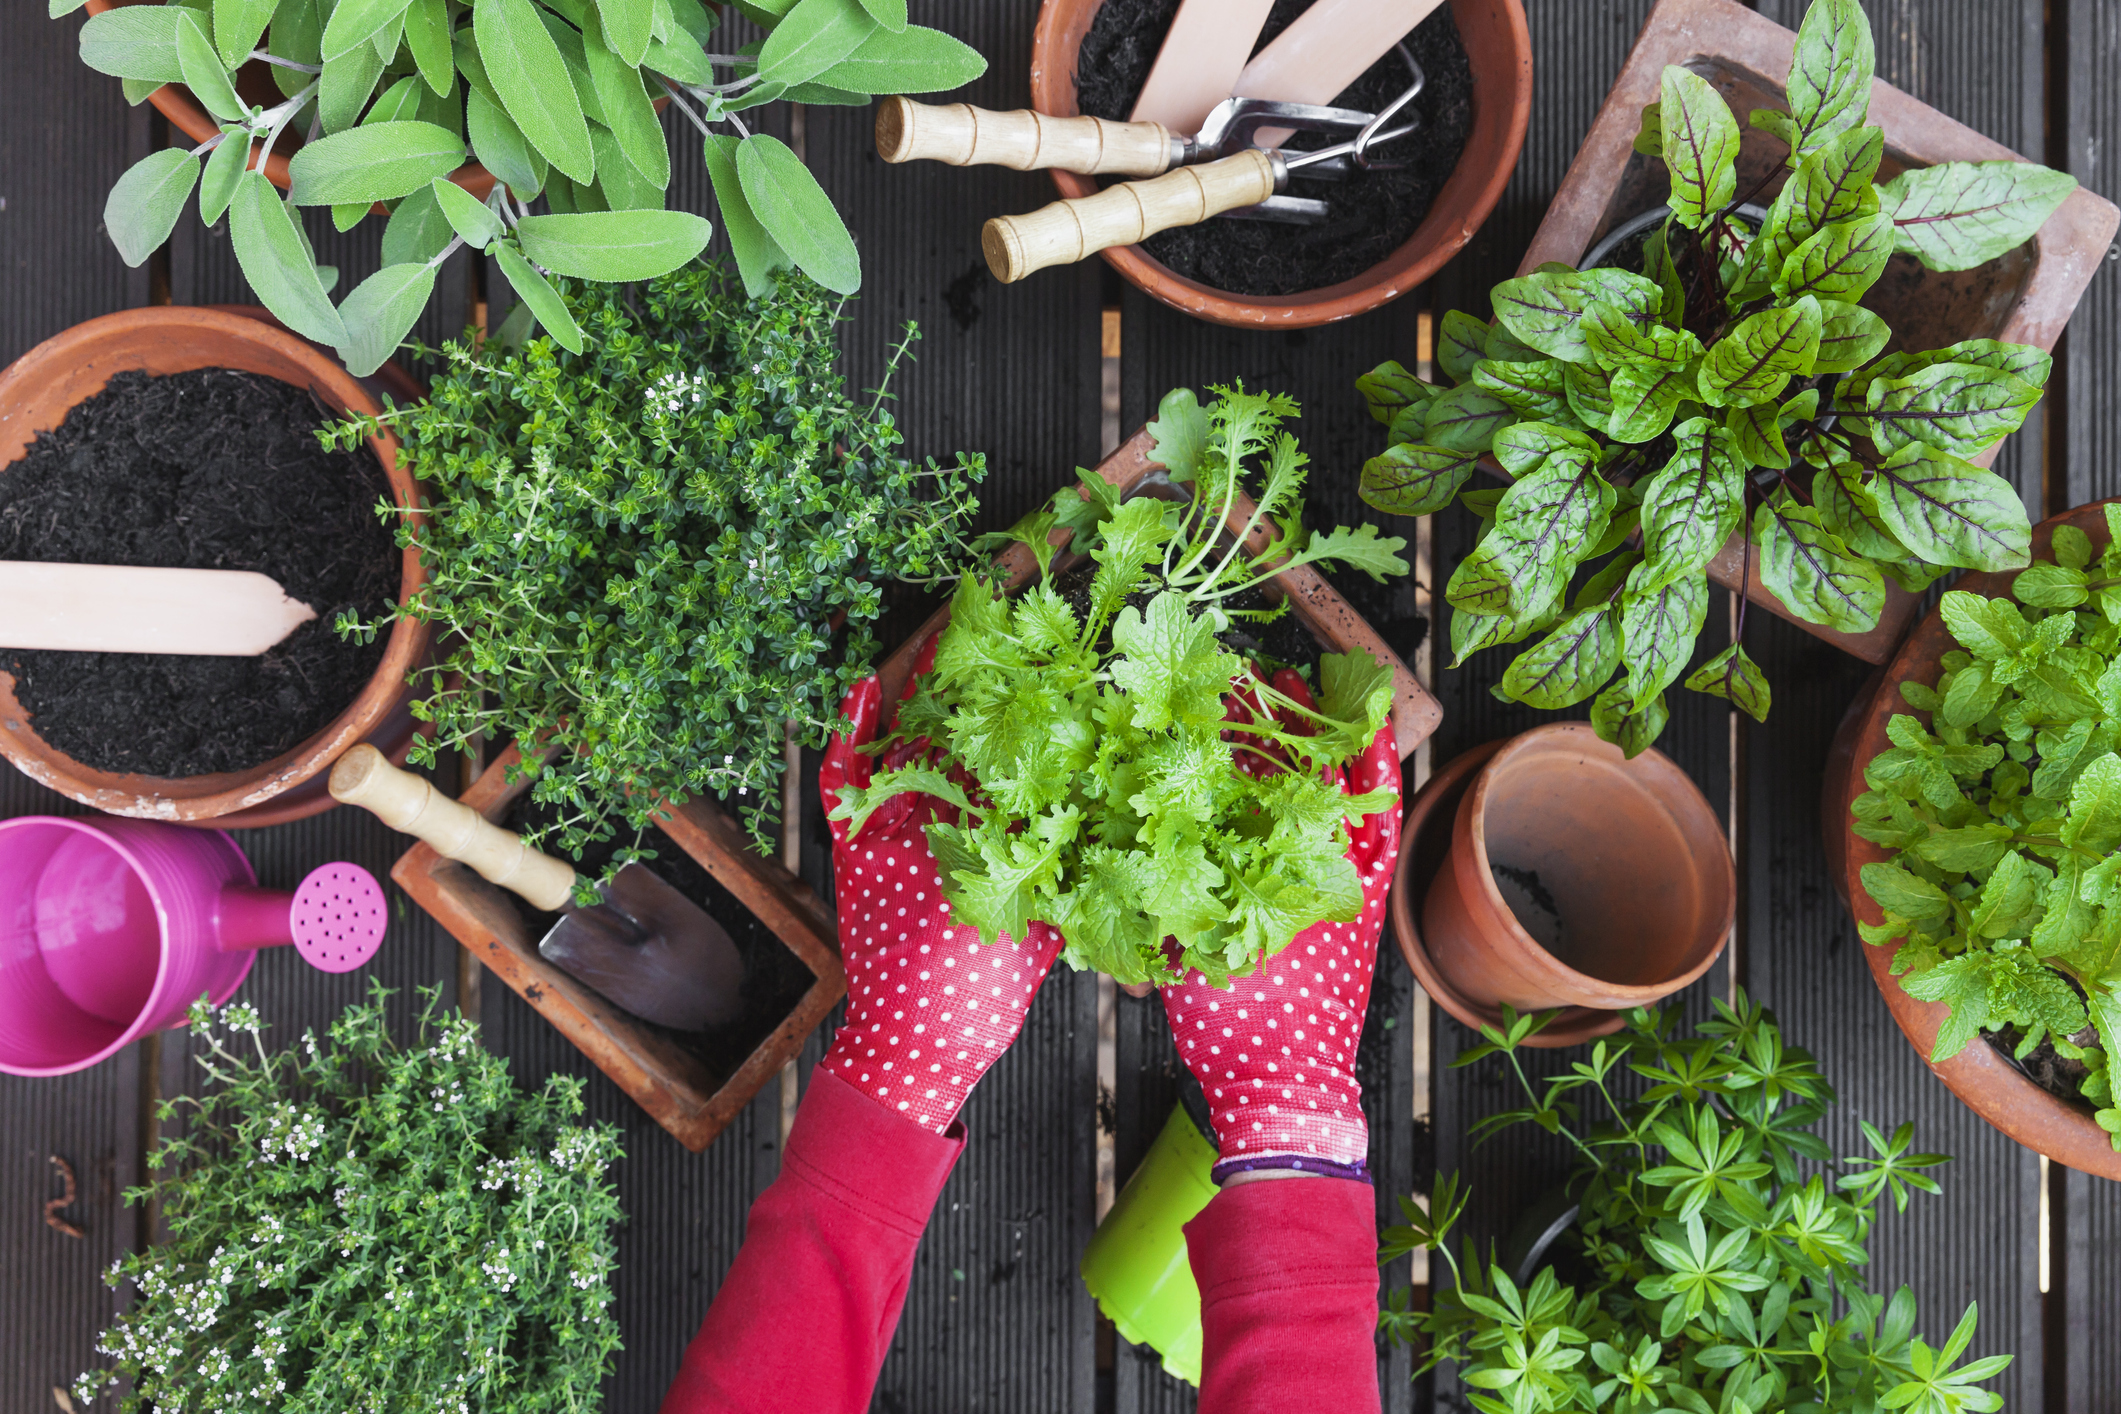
top-left (1028, 0), bottom-right (1532, 328)
top-left (1420, 723), bottom-right (1731, 1020)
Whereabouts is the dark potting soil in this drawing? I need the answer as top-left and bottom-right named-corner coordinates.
top-left (1988, 1022), bottom-right (2101, 1111)
top-left (1074, 0), bottom-right (1475, 297)
top-left (0, 368), bottom-right (396, 778)
top-left (506, 797), bottom-right (816, 1084)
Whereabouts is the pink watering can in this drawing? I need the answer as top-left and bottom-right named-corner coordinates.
top-left (0, 816), bottom-right (387, 1076)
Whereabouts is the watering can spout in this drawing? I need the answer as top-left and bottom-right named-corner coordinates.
top-left (215, 885), bottom-right (298, 952)
top-left (212, 864), bottom-right (389, 973)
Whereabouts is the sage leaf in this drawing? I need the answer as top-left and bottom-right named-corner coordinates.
top-left (736, 134), bottom-right (859, 293)
top-left (318, 40), bottom-right (386, 133)
top-left (466, 85), bottom-right (545, 199)
top-left (1659, 64), bottom-right (1740, 230)
top-left (756, 0), bottom-right (877, 88)
top-left (212, 0), bottom-right (275, 69)
top-left (321, 0), bottom-right (412, 62)
top-left (1877, 160), bottom-right (2078, 271)
top-left (1813, 299), bottom-right (1891, 373)
top-left (336, 261), bottom-right (436, 376)
top-left (1423, 383), bottom-right (1514, 453)
top-left (381, 182), bottom-right (455, 262)
top-left (702, 133), bottom-right (792, 298)
top-left (228, 172), bottom-right (347, 345)
top-left (477, 0), bottom-right (595, 183)
top-left (1502, 603), bottom-right (1623, 710)
top-left (642, 27), bottom-right (714, 84)
top-left (817, 21), bottom-right (986, 93)
top-left (197, 128), bottom-right (251, 225)
top-left (582, 10), bottom-right (671, 189)
top-left (1775, 210), bottom-right (1894, 301)
top-left (1490, 268), bottom-right (1662, 364)
top-left (403, 0), bottom-right (453, 94)
top-left (1699, 297), bottom-right (1822, 407)
top-left (1784, 0), bottom-right (1874, 160)
top-left (1638, 418), bottom-right (1744, 586)
top-left (1620, 562), bottom-right (1710, 709)
top-left (289, 121), bottom-right (465, 205)
top-left (365, 74), bottom-right (425, 126)
top-left (1359, 444), bottom-right (1477, 518)
top-left (1755, 495), bottom-right (1886, 632)
top-left (1868, 445), bottom-right (2032, 571)
top-left (177, 16), bottom-right (245, 123)
top-left (856, 0), bottom-right (906, 30)
top-left (105, 148), bottom-right (199, 267)
top-left (492, 240), bottom-right (584, 352)
top-left (584, 124), bottom-right (661, 210)
top-left (1866, 360), bottom-right (2041, 456)
top-left (429, 177), bottom-right (503, 249)
top-left (78, 6), bottom-right (198, 83)
top-left (1685, 643), bottom-right (1772, 722)
top-left (52, 0), bottom-right (93, 14)
top-left (515, 209), bottom-right (712, 280)
top-left (593, 0), bottom-right (656, 66)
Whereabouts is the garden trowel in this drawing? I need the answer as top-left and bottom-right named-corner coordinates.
top-left (328, 745), bottom-right (744, 1032)
top-left (0, 561), bottom-right (316, 655)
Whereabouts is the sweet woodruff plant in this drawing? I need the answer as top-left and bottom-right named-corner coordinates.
top-left (1356, 0), bottom-right (2076, 755)
top-left (65, 0), bottom-right (984, 373)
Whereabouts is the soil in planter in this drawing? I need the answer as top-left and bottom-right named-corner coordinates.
top-left (0, 368), bottom-right (396, 778)
top-left (1988, 1021), bottom-right (2102, 1111)
top-left (507, 797), bottom-right (816, 1085)
top-left (1075, 0), bottom-right (1475, 297)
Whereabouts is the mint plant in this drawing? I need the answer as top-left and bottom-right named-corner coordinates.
top-left (1355, 0), bottom-right (2075, 756)
top-left (329, 262), bottom-right (985, 856)
top-left (832, 386), bottom-right (1408, 986)
top-left (1853, 512), bottom-right (2121, 1146)
top-left (75, 988), bottom-right (625, 1413)
top-left (1383, 996), bottom-right (2013, 1414)
top-left (65, 0), bottom-right (984, 374)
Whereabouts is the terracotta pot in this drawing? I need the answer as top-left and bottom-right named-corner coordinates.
top-left (0, 306), bottom-right (430, 824)
top-left (391, 743), bottom-right (846, 1151)
top-left (1836, 499), bottom-right (2121, 1180)
top-left (83, 0), bottom-right (501, 204)
top-left (1027, 0), bottom-right (1532, 329)
top-left (874, 425), bottom-right (1442, 760)
top-left (1402, 723), bottom-right (1730, 1034)
top-left (1515, 0), bottom-right (2120, 668)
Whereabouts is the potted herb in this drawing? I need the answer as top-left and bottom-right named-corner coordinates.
top-left (1382, 996), bottom-right (2015, 1414)
top-left (65, 0), bottom-right (987, 374)
top-left (1841, 503), bottom-right (2121, 1179)
top-left (1353, 0), bottom-right (2088, 759)
top-left (1027, 0), bottom-right (1531, 328)
top-left (834, 384), bottom-right (1430, 986)
top-left (0, 305), bottom-right (428, 825)
top-left (73, 989), bottom-right (625, 1412)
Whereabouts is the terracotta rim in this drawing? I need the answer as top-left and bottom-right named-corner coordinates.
top-left (1389, 739), bottom-right (1624, 1048)
top-left (1028, 0), bottom-right (1533, 329)
top-left (0, 306), bottom-right (431, 822)
top-left (1838, 499), bottom-right (2121, 1179)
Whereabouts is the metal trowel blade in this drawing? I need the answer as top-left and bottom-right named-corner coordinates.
top-left (537, 862), bottom-right (746, 1032)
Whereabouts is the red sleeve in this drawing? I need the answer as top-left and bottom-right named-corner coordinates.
top-left (659, 1069), bottom-right (963, 1414)
top-left (1185, 1177), bottom-right (1383, 1414)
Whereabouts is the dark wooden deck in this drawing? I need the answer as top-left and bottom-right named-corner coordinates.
top-left (4, 2), bottom-right (2118, 1410)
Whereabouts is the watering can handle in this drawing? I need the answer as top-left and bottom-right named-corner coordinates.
top-left (329, 746), bottom-right (578, 912)
top-left (876, 97), bottom-right (1180, 176)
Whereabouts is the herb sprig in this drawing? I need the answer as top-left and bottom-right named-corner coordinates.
top-left (832, 385), bottom-right (1407, 986)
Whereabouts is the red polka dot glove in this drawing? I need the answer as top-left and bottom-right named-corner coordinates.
top-left (817, 657), bottom-right (1065, 1135)
top-left (1163, 670), bottom-right (1403, 1185)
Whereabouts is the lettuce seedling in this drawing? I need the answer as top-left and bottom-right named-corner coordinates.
top-left (1853, 509), bottom-right (2121, 1146)
top-left (832, 385), bottom-right (1409, 986)
top-left (1355, 0), bottom-right (2076, 757)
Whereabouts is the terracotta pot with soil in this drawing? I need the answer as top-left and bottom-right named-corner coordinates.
top-left (1513, 0), bottom-right (2120, 667)
top-left (1389, 723), bottom-right (1731, 1047)
top-left (391, 743), bottom-right (846, 1152)
top-left (1028, 0), bottom-right (1531, 329)
top-left (0, 306), bottom-right (429, 824)
top-left (1833, 500), bottom-right (2121, 1180)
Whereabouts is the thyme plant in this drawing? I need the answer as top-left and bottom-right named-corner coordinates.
top-left (330, 262), bottom-right (985, 856)
top-left (1355, 0), bottom-right (2076, 756)
top-left (65, 0), bottom-right (985, 373)
top-left (75, 989), bottom-right (624, 1413)
top-left (1383, 997), bottom-right (2011, 1414)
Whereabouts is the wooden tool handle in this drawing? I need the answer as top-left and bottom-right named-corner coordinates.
top-left (329, 745), bottom-right (577, 912)
top-left (875, 96), bottom-right (1178, 176)
top-left (981, 150), bottom-right (1278, 283)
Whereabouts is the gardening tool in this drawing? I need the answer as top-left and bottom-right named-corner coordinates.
top-left (328, 745), bottom-right (744, 1033)
top-left (1126, 0), bottom-right (1277, 135)
top-left (1231, 0), bottom-right (1450, 143)
top-left (0, 561), bottom-right (317, 656)
top-left (0, 814), bottom-right (388, 1076)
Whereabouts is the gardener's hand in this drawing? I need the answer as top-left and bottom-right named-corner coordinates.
top-left (816, 647), bottom-right (1065, 1135)
top-left (1161, 670), bottom-right (1402, 1183)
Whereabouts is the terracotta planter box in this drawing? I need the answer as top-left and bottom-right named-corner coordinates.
top-left (0, 305), bottom-right (431, 826)
top-left (392, 744), bottom-right (845, 1151)
top-left (1515, 0), bottom-right (2121, 666)
top-left (1832, 500), bottom-right (2121, 1181)
top-left (1028, 0), bottom-right (1533, 329)
top-left (876, 426), bottom-right (1441, 760)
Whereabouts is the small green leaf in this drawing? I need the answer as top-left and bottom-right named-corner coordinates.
top-left (177, 15), bottom-right (245, 122)
top-left (701, 133), bottom-right (791, 298)
top-left (289, 121), bottom-right (465, 205)
top-left (514, 209), bottom-right (712, 280)
top-left (318, 40), bottom-right (386, 133)
top-left (757, 0), bottom-right (877, 87)
top-left (1659, 64), bottom-right (1741, 230)
top-left (321, 0), bottom-right (412, 62)
top-left (1490, 268), bottom-right (1663, 364)
top-left (1637, 418), bottom-right (1745, 587)
top-left (587, 123), bottom-right (663, 210)
top-left (855, 0), bottom-right (905, 30)
top-left (228, 172), bottom-right (348, 346)
top-left (1686, 643), bottom-right (1772, 722)
top-left (735, 134), bottom-right (859, 293)
top-left (197, 129), bottom-right (251, 225)
top-left (1755, 495), bottom-right (1886, 632)
top-left (1359, 443), bottom-right (1477, 518)
top-left (1784, 0), bottom-right (1874, 161)
top-left (1606, 364), bottom-right (1693, 444)
top-left (403, 0), bottom-right (453, 95)
top-left (1436, 311), bottom-right (1488, 384)
top-left (1502, 602), bottom-right (1623, 709)
top-left (1860, 860), bottom-right (1950, 920)
top-left (1699, 297), bottom-right (1822, 407)
top-left (491, 239), bottom-right (584, 352)
top-left (1877, 160), bottom-right (2079, 272)
top-left (1423, 383), bottom-right (1514, 454)
top-left (364, 74), bottom-right (426, 126)
top-left (1866, 361), bottom-right (2042, 457)
top-left (1813, 299), bottom-right (1891, 373)
top-left (1593, 682), bottom-right (1669, 757)
top-left (212, 0), bottom-right (275, 68)
top-left (78, 6), bottom-right (197, 83)
top-left (428, 177), bottom-right (504, 249)
top-left (1620, 562), bottom-right (1710, 709)
top-left (335, 261), bottom-right (436, 376)
top-left (592, 0), bottom-right (656, 66)
top-left (1776, 210), bottom-right (1895, 302)
top-left (1868, 446), bottom-right (2032, 572)
top-left (582, 9), bottom-right (671, 190)
top-left (381, 181), bottom-right (455, 262)
top-left (465, 84), bottom-right (545, 199)
top-left (477, 0), bottom-right (595, 183)
top-left (104, 148), bottom-right (200, 267)
top-left (816, 21), bottom-right (986, 93)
